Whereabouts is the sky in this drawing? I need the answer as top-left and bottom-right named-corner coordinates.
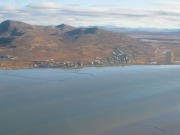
top-left (1, 0), bottom-right (180, 28)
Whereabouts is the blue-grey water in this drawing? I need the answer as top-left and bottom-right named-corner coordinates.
top-left (1, 65), bottom-right (180, 135)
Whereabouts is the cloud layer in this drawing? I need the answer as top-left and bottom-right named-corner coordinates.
top-left (1, 1), bottom-right (180, 28)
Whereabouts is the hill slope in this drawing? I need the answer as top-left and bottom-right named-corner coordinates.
top-left (0, 20), bottom-right (154, 68)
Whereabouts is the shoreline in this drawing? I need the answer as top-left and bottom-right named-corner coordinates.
top-left (0, 63), bottom-right (178, 70)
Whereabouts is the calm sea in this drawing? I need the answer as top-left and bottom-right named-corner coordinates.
top-left (1, 65), bottom-right (180, 135)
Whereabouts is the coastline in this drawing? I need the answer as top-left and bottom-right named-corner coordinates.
top-left (0, 63), bottom-right (174, 70)
top-left (0, 59), bottom-right (178, 70)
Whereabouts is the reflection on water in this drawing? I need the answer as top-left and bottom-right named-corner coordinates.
top-left (1, 65), bottom-right (180, 135)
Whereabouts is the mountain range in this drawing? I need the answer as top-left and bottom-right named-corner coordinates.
top-left (0, 20), bottom-right (154, 68)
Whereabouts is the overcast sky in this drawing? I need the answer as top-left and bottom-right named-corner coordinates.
top-left (1, 0), bottom-right (180, 28)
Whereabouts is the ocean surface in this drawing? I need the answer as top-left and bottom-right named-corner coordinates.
top-left (1, 65), bottom-right (180, 135)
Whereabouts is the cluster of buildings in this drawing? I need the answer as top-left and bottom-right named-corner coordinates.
top-left (33, 61), bottom-right (83, 68)
top-left (89, 48), bottom-right (132, 65)
top-left (112, 47), bottom-right (130, 64)
top-left (0, 54), bottom-right (16, 60)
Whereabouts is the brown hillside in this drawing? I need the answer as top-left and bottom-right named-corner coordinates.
top-left (0, 20), bottom-right (154, 68)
